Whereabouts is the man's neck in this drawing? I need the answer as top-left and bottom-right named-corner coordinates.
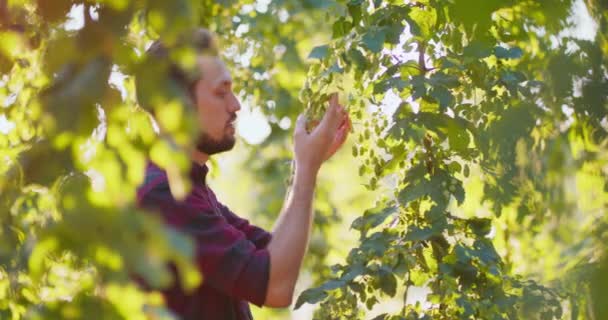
top-left (191, 150), bottom-right (209, 166)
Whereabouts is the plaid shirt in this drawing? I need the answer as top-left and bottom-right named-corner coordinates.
top-left (136, 161), bottom-right (271, 320)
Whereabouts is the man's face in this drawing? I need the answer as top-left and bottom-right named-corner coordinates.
top-left (191, 56), bottom-right (240, 155)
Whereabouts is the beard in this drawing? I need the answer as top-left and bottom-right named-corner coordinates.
top-left (195, 130), bottom-right (236, 155)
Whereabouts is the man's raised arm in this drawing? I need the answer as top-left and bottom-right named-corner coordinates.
top-left (264, 93), bottom-right (351, 307)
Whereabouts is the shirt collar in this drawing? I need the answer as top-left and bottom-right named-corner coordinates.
top-left (190, 161), bottom-right (209, 185)
top-left (145, 160), bottom-right (208, 186)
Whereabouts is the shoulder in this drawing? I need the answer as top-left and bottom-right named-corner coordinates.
top-left (136, 162), bottom-right (215, 217)
top-left (136, 162), bottom-right (170, 206)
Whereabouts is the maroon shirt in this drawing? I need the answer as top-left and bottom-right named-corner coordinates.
top-left (136, 161), bottom-right (271, 320)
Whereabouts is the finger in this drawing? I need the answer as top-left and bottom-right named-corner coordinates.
top-left (335, 125), bottom-right (348, 145)
top-left (329, 92), bottom-right (339, 108)
top-left (335, 108), bottom-right (349, 132)
top-left (346, 114), bottom-right (352, 132)
top-left (295, 113), bottom-right (307, 136)
top-left (340, 111), bottom-right (348, 127)
top-left (325, 126), bottom-right (349, 161)
top-left (334, 95), bottom-right (348, 120)
top-left (320, 101), bottom-right (342, 131)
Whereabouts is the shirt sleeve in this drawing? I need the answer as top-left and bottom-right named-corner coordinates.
top-left (219, 204), bottom-right (273, 249)
top-left (139, 181), bottom-right (270, 306)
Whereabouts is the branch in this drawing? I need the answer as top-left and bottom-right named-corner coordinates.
top-left (418, 41), bottom-right (427, 75)
top-left (84, 4), bottom-right (93, 26)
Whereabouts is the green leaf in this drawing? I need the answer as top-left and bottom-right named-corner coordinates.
top-left (378, 267), bottom-right (397, 297)
top-left (404, 225), bottom-right (439, 242)
top-left (447, 120), bottom-right (470, 154)
top-left (463, 41), bottom-right (492, 59)
top-left (374, 77), bottom-right (407, 94)
top-left (450, 178), bottom-right (465, 205)
top-left (405, 16), bottom-right (421, 36)
top-left (473, 239), bottom-right (501, 265)
top-left (494, 46), bottom-right (524, 59)
top-left (351, 206), bottom-right (397, 234)
top-left (409, 6), bottom-right (437, 38)
top-left (398, 168), bottom-right (454, 207)
top-left (347, 0), bottom-right (363, 26)
top-left (341, 263), bottom-right (366, 282)
top-left (319, 279), bottom-right (346, 291)
top-left (362, 28), bottom-right (386, 53)
top-left (295, 288), bottom-right (328, 309)
top-left (430, 86), bottom-right (454, 109)
top-left (308, 45), bottom-right (329, 60)
top-left (332, 17), bottom-right (352, 39)
top-left (393, 253), bottom-right (414, 277)
top-left (366, 296), bottom-right (379, 310)
top-left (457, 296), bottom-right (475, 318)
top-left (28, 237), bottom-right (58, 279)
top-left (468, 218), bottom-right (492, 237)
top-left (347, 47), bottom-right (368, 69)
top-left (361, 232), bottom-right (395, 256)
top-left (385, 23), bottom-right (405, 45)
top-left (449, 0), bottom-right (500, 39)
top-left (429, 72), bottom-right (460, 88)
top-left (410, 269), bottom-right (430, 286)
top-left (398, 179), bottom-right (432, 205)
top-left (410, 75), bottom-right (427, 100)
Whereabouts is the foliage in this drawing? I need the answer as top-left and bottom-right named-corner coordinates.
top-left (0, 0), bottom-right (606, 319)
top-left (294, 0), bottom-right (608, 319)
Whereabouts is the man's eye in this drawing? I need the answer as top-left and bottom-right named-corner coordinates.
top-left (216, 91), bottom-right (228, 98)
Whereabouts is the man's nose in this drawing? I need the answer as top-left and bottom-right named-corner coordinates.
top-left (228, 93), bottom-right (241, 113)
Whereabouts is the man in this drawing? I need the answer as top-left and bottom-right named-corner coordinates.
top-left (135, 28), bottom-right (351, 319)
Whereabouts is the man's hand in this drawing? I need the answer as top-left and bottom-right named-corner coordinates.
top-left (294, 93), bottom-right (351, 172)
top-left (265, 93), bottom-right (351, 308)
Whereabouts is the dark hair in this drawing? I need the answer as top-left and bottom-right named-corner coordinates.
top-left (136, 28), bottom-right (218, 113)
